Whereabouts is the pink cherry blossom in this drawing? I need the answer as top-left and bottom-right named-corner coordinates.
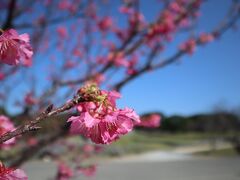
top-left (77, 165), bottom-right (96, 177)
top-left (119, 6), bottom-right (133, 14)
top-left (24, 92), bottom-right (38, 106)
top-left (58, 0), bottom-right (71, 10)
top-left (0, 73), bottom-right (4, 80)
top-left (56, 162), bottom-right (73, 180)
top-left (169, 2), bottom-right (183, 13)
top-left (73, 48), bottom-right (83, 57)
top-left (0, 29), bottom-right (33, 66)
top-left (147, 10), bottom-right (176, 40)
top-left (57, 26), bottom-right (68, 39)
top-left (136, 114), bottom-right (161, 128)
top-left (68, 84), bottom-right (140, 144)
top-left (63, 60), bottom-right (76, 70)
top-left (0, 163), bottom-right (28, 180)
top-left (94, 145), bottom-right (103, 153)
top-left (0, 115), bottom-right (16, 149)
top-left (27, 137), bottom-right (38, 146)
top-left (129, 12), bottom-right (146, 30)
top-left (179, 38), bottom-right (196, 54)
top-left (94, 74), bottom-right (105, 85)
top-left (127, 54), bottom-right (139, 75)
top-left (108, 52), bottom-right (129, 67)
top-left (98, 17), bottom-right (113, 32)
top-left (82, 144), bottom-right (95, 154)
top-left (199, 33), bottom-right (214, 44)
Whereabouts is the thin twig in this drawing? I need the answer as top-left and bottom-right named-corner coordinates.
top-left (0, 94), bottom-right (83, 144)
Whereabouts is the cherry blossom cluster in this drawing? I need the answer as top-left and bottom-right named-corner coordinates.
top-left (0, 29), bottom-right (33, 66)
top-left (68, 83), bottom-right (140, 144)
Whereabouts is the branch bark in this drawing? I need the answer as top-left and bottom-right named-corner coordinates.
top-left (0, 94), bottom-right (83, 144)
top-left (3, 0), bottom-right (16, 30)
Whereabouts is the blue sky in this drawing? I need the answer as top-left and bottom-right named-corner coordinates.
top-left (117, 0), bottom-right (240, 116)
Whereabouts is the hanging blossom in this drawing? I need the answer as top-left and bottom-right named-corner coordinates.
top-left (68, 84), bottom-right (140, 144)
top-left (136, 114), bottom-right (161, 128)
top-left (0, 29), bottom-right (33, 66)
top-left (0, 115), bottom-right (16, 149)
top-left (0, 163), bottom-right (28, 180)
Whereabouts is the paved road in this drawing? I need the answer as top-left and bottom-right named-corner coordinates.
top-left (24, 155), bottom-right (240, 180)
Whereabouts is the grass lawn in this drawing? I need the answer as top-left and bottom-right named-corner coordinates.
top-left (104, 130), bottom-right (239, 156)
top-left (194, 148), bottom-right (238, 157)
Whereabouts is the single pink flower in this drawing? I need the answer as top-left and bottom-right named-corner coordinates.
top-left (199, 33), bottom-right (214, 44)
top-left (56, 162), bottom-right (73, 180)
top-left (68, 84), bottom-right (140, 144)
top-left (108, 52), bottom-right (129, 67)
top-left (179, 18), bottom-right (190, 28)
top-left (24, 92), bottom-right (38, 106)
top-left (94, 145), bottom-right (103, 153)
top-left (0, 73), bottom-right (5, 80)
top-left (98, 17), bottom-right (113, 32)
top-left (82, 144), bottom-right (95, 154)
top-left (0, 115), bottom-right (16, 149)
top-left (0, 29), bottom-right (33, 66)
top-left (56, 26), bottom-right (68, 39)
top-left (27, 137), bottom-right (38, 146)
top-left (77, 165), bottom-right (96, 177)
top-left (169, 2), bottom-right (183, 13)
top-left (136, 114), bottom-right (161, 128)
top-left (0, 163), bottom-right (28, 180)
top-left (58, 0), bottom-right (71, 10)
top-left (92, 74), bottom-right (105, 85)
top-left (63, 60), bottom-right (76, 70)
top-left (179, 39), bottom-right (196, 54)
top-left (119, 6), bottom-right (133, 14)
top-left (127, 68), bottom-right (137, 75)
top-left (73, 48), bottom-right (83, 57)
top-left (85, 3), bottom-right (97, 19)
top-left (129, 12), bottom-right (145, 29)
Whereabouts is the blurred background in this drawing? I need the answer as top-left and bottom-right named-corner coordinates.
top-left (0, 0), bottom-right (240, 179)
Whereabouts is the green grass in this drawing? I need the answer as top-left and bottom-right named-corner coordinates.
top-left (104, 131), bottom-right (238, 156)
top-left (194, 148), bottom-right (238, 157)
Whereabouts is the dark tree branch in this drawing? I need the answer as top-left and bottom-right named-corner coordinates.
top-left (0, 94), bottom-right (83, 144)
top-left (3, 0), bottom-right (16, 30)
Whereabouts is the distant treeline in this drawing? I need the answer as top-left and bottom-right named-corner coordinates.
top-left (138, 112), bottom-right (240, 132)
